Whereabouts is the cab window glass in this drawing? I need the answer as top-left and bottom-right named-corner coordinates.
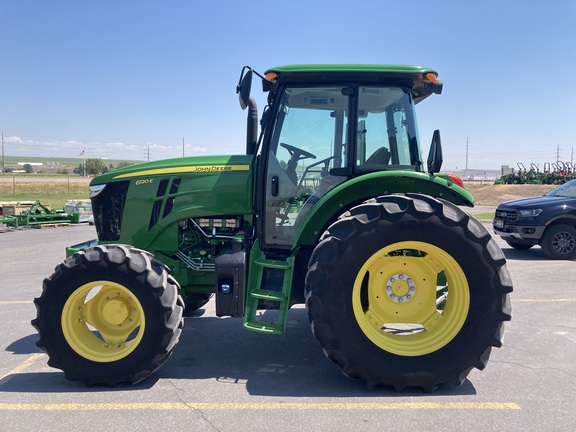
top-left (356, 87), bottom-right (421, 170)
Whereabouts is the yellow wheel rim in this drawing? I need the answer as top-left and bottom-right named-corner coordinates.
top-left (62, 281), bottom-right (145, 362)
top-left (352, 241), bottom-right (469, 356)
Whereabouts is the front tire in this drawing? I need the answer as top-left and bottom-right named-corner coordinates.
top-left (305, 194), bottom-right (513, 391)
top-left (541, 224), bottom-right (576, 260)
top-left (32, 245), bottom-right (184, 386)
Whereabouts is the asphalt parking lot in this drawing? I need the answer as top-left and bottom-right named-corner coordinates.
top-left (1, 217), bottom-right (575, 431)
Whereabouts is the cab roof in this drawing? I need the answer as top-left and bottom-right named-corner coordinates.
top-left (266, 64), bottom-right (437, 75)
top-left (264, 64), bottom-right (442, 103)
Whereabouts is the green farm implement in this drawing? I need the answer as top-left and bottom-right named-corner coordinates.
top-left (1, 200), bottom-right (79, 227)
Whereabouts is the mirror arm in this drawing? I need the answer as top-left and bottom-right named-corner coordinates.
top-left (246, 97), bottom-right (258, 155)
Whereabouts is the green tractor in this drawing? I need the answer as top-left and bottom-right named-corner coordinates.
top-left (32, 64), bottom-right (512, 391)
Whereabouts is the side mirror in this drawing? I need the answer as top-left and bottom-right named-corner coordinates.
top-left (427, 129), bottom-right (443, 174)
top-left (237, 68), bottom-right (253, 110)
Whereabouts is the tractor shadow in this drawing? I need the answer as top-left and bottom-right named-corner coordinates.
top-left (164, 307), bottom-right (479, 397)
top-left (2, 306), bottom-right (478, 397)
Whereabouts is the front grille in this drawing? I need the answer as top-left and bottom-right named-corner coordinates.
top-left (92, 181), bottom-right (129, 241)
top-left (149, 178), bottom-right (181, 230)
top-left (495, 209), bottom-right (518, 222)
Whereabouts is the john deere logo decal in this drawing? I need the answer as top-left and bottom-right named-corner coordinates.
top-left (113, 165), bottom-right (250, 179)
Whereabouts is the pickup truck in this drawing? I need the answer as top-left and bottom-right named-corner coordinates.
top-left (493, 178), bottom-right (576, 260)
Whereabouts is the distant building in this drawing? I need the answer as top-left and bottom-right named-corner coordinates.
top-left (451, 169), bottom-right (501, 181)
top-left (500, 165), bottom-right (514, 176)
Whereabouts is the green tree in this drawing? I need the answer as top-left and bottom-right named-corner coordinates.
top-left (23, 163), bottom-right (34, 173)
top-left (73, 164), bottom-right (84, 175)
top-left (85, 158), bottom-right (105, 175)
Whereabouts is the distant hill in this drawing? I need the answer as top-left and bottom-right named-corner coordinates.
top-left (3, 155), bottom-right (143, 166)
top-left (2, 155), bottom-right (144, 173)
top-left (466, 183), bottom-right (555, 205)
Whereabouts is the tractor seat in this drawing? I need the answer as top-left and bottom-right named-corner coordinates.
top-left (365, 147), bottom-right (391, 165)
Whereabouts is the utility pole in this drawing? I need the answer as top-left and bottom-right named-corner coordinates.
top-left (465, 137), bottom-right (469, 170)
top-left (1, 131), bottom-right (5, 176)
top-left (556, 145), bottom-right (561, 163)
top-left (144, 146), bottom-right (150, 162)
top-left (182, 137), bottom-right (185, 157)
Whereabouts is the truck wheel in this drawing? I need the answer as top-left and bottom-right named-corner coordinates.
top-left (305, 194), bottom-right (512, 391)
top-left (541, 224), bottom-right (576, 260)
top-left (183, 293), bottom-right (213, 315)
top-left (32, 244), bottom-right (184, 386)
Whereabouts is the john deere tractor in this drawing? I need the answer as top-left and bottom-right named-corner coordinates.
top-left (32, 64), bottom-right (512, 391)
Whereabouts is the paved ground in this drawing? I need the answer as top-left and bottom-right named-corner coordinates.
top-left (0, 221), bottom-right (575, 431)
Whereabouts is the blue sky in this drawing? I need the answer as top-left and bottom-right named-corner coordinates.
top-left (1, 0), bottom-right (575, 170)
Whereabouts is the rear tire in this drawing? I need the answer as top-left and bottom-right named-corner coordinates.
top-left (305, 194), bottom-right (512, 391)
top-left (541, 224), bottom-right (576, 260)
top-left (32, 244), bottom-right (184, 386)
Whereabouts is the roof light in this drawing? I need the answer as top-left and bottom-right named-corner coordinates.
top-left (265, 72), bottom-right (277, 81)
top-left (425, 72), bottom-right (437, 84)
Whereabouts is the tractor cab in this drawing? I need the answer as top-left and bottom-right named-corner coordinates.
top-left (237, 65), bottom-right (444, 248)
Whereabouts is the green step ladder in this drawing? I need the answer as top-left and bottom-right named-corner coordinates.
top-left (243, 240), bottom-right (294, 334)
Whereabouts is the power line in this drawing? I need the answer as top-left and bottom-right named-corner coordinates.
top-left (1, 131), bottom-right (5, 175)
top-left (465, 137), bottom-right (469, 170)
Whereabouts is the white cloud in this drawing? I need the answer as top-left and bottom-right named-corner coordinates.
top-left (5, 136), bottom-right (24, 144)
top-left (4, 135), bottom-right (228, 161)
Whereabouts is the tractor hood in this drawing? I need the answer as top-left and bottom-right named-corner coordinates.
top-left (89, 154), bottom-right (254, 248)
top-left (91, 155), bottom-right (253, 185)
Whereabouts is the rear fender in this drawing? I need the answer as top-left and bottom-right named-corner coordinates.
top-left (293, 171), bottom-right (474, 247)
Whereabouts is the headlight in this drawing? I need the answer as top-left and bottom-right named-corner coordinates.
top-left (89, 184), bottom-right (106, 198)
top-left (518, 209), bottom-right (542, 217)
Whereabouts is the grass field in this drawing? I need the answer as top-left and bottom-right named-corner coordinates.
top-left (1, 154), bottom-right (141, 207)
top-left (0, 177), bottom-right (90, 208)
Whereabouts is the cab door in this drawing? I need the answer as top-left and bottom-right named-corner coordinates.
top-left (262, 86), bottom-right (350, 247)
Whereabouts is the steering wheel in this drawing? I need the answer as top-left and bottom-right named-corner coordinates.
top-left (280, 143), bottom-right (316, 161)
